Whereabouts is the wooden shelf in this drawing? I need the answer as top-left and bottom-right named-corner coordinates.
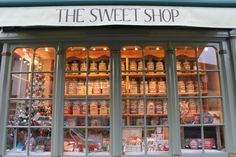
top-left (122, 93), bottom-right (167, 97)
top-left (178, 91), bottom-right (208, 96)
top-left (123, 73), bottom-right (166, 78)
top-left (64, 114), bottom-right (109, 117)
top-left (123, 114), bottom-right (168, 117)
top-left (177, 72), bottom-right (206, 76)
top-left (65, 73), bottom-right (110, 79)
top-left (64, 94), bottom-right (110, 98)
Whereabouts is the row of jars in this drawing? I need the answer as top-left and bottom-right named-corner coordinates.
top-left (66, 60), bottom-right (110, 73)
top-left (122, 79), bottom-right (166, 94)
top-left (65, 79), bottom-right (110, 95)
top-left (123, 99), bottom-right (168, 115)
top-left (123, 59), bottom-right (164, 71)
top-left (179, 99), bottom-right (200, 115)
top-left (176, 60), bottom-right (202, 71)
top-left (64, 100), bottom-right (109, 115)
top-left (178, 80), bottom-right (204, 94)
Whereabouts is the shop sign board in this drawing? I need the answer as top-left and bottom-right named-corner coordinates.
top-left (0, 6), bottom-right (236, 28)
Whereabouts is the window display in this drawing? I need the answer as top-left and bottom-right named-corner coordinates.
top-left (121, 46), bottom-right (168, 155)
top-left (176, 47), bottom-right (225, 153)
top-left (63, 46), bottom-right (111, 156)
top-left (6, 47), bottom-right (55, 156)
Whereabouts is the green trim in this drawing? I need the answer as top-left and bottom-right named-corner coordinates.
top-left (0, 0), bottom-right (236, 7)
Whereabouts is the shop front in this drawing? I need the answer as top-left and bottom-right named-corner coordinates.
top-left (0, 1), bottom-right (236, 157)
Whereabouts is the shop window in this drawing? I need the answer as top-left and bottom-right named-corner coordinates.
top-left (176, 46), bottom-right (225, 153)
top-left (6, 47), bottom-right (55, 156)
top-left (63, 46), bottom-right (110, 156)
top-left (121, 46), bottom-right (168, 155)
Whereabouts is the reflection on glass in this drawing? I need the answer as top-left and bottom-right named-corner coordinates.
top-left (8, 100), bottom-right (30, 126)
top-left (6, 128), bottom-right (28, 155)
top-left (122, 128), bottom-right (144, 155)
top-left (198, 47), bottom-right (218, 70)
top-left (29, 128), bottom-right (51, 155)
top-left (179, 99), bottom-right (200, 125)
top-left (12, 48), bottom-right (33, 72)
top-left (147, 127), bottom-right (169, 154)
top-left (88, 129), bottom-right (110, 155)
top-left (31, 100), bottom-right (52, 126)
top-left (200, 72), bottom-right (221, 96)
top-left (64, 129), bottom-right (86, 155)
top-left (10, 74), bottom-right (31, 98)
top-left (203, 99), bottom-right (223, 125)
top-left (34, 48), bottom-right (55, 72)
top-left (204, 127), bottom-right (225, 152)
top-left (31, 73), bottom-right (54, 98)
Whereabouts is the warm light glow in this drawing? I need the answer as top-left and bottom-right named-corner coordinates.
top-left (156, 47), bottom-right (160, 51)
top-left (92, 47), bottom-right (96, 51)
top-left (103, 47), bottom-right (108, 51)
top-left (19, 58), bottom-right (22, 61)
top-left (82, 48), bottom-right (86, 51)
top-left (123, 48), bottom-right (127, 51)
top-left (23, 60), bottom-right (27, 64)
top-left (23, 48), bottom-right (27, 52)
top-left (204, 47), bottom-right (209, 51)
top-left (45, 47), bottom-right (49, 52)
top-left (134, 47), bottom-right (138, 51)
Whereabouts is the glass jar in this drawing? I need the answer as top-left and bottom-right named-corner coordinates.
top-left (80, 61), bottom-right (87, 72)
top-left (176, 61), bottom-right (182, 71)
top-left (138, 60), bottom-right (143, 71)
top-left (186, 81), bottom-right (195, 93)
top-left (158, 80), bottom-right (166, 94)
top-left (93, 80), bottom-right (101, 94)
top-left (147, 100), bottom-right (155, 115)
top-left (138, 100), bottom-right (144, 114)
top-left (122, 79), bottom-right (126, 94)
top-left (149, 79), bottom-right (157, 93)
top-left (77, 81), bottom-right (85, 95)
top-left (147, 59), bottom-right (154, 71)
top-left (140, 81), bottom-right (148, 94)
top-left (100, 100), bottom-right (108, 115)
top-left (64, 101), bottom-right (72, 114)
top-left (183, 60), bottom-right (191, 70)
top-left (73, 101), bottom-right (81, 115)
top-left (68, 80), bottom-right (77, 95)
top-left (130, 79), bottom-right (138, 94)
top-left (99, 60), bottom-right (106, 73)
top-left (71, 61), bottom-right (79, 72)
top-left (102, 79), bottom-right (110, 95)
top-left (130, 100), bottom-right (138, 114)
top-left (90, 61), bottom-right (97, 74)
top-left (178, 81), bottom-right (186, 93)
top-left (156, 60), bottom-right (164, 71)
top-left (90, 101), bottom-right (98, 115)
top-left (155, 99), bottom-right (163, 114)
top-left (65, 63), bottom-right (71, 71)
top-left (121, 61), bottom-right (125, 71)
top-left (130, 60), bottom-right (137, 71)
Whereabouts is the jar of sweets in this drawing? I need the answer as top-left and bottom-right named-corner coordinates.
top-left (158, 80), bottom-right (166, 94)
top-left (81, 101), bottom-right (86, 115)
top-left (80, 61), bottom-right (87, 72)
top-left (122, 79), bottom-right (126, 94)
top-left (130, 60), bottom-right (137, 72)
top-left (156, 60), bottom-right (164, 71)
top-left (90, 61), bottom-right (98, 74)
top-left (183, 60), bottom-right (191, 70)
top-left (100, 100), bottom-right (108, 115)
top-left (178, 81), bottom-right (186, 93)
top-left (176, 61), bottom-right (182, 71)
top-left (138, 60), bottom-right (143, 72)
top-left (147, 59), bottom-right (154, 72)
top-left (73, 101), bottom-right (81, 115)
top-left (68, 80), bottom-right (77, 95)
top-left (93, 80), bottom-right (101, 94)
top-left (90, 101), bottom-right (98, 115)
top-left (99, 60), bottom-right (106, 73)
top-left (71, 61), bottom-right (79, 72)
top-left (88, 81), bottom-right (93, 95)
top-left (130, 100), bottom-right (138, 114)
top-left (155, 99), bottom-right (163, 114)
top-left (121, 61), bottom-right (125, 72)
top-left (140, 81), bottom-right (148, 94)
top-left (64, 80), bottom-right (69, 94)
top-left (149, 79), bottom-right (157, 93)
top-left (186, 81), bottom-right (195, 93)
top-left (138, 100), bottom-right (144, 114)
top-left (64, 101), bottom-right (72, 114)
top-left (147, 100), bottom-right (155, 115)
top-left (130, 79), bottom-right (138, 94)
top-left (65, 63), bottom-right (71, 71)
top-left (77, 81), bottom-right (85, 95)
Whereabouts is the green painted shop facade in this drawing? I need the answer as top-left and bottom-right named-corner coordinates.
top-left (0, 1), bottom-right (236, 157)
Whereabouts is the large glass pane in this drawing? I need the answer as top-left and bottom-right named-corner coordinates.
top-left (146, 127), bottom-right (169, 154)
top-left (122, 128), bottom-right (144, 155)
top-left (5, 128), bottom-right (28, 155)
top-left (197, 47), bottom-right (219, 70)
top-left (8, 100), bottom-right (30, 126)
top-left (88, 128), bottom-right (110, 155)
top-left (33, 48), bottom-right (55, 72)
top-left (11, 48), bottom-right (33, 72)
top-left (29, 128), bottom-right (51, 155)
top-left (10, 74), bottom-right (31, 98)
top-left (64, 129), bottom-right (86, 156)
top-left (200, 72), bottom-right (221, 96)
